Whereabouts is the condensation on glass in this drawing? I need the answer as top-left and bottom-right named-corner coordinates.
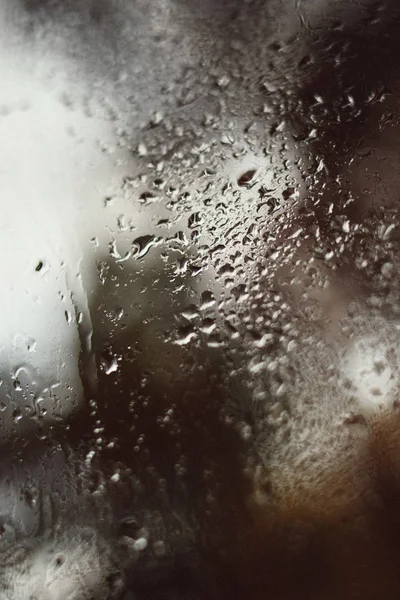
top-left (1, 1), bottom-right (400, 599)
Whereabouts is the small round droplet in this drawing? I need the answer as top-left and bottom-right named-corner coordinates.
top-left (133, 537), bottom-right (148, 552)
top-left (381, 262), bottom-right (394, 279)
top-left (55, 555), bottom-right (65, 567)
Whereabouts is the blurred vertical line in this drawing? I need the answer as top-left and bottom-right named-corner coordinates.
top-left (66, 267), bottom-right (98, 406)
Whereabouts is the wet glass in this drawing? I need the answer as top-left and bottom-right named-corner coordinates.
top-left (2, 0), bottom-right (400, 598)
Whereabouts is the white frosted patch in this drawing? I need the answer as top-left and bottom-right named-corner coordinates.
top-left (0, 5), bottom-right (145, 430)
top-left (1, 528), bottom-right (122, 600)
top-left (341, 335), bottom-right (398, 415)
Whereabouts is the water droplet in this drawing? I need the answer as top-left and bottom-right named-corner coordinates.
top-left (149, 111), bottom-right (163, 126)
top-left (221, 133), bottom-right (234, 145)
top-left (217, 75), bottom-right (230, 88)
top-left (137, 143), bottom-right (148, 157)
top-left (101, 356), bottom-right (118, 375)
top-left (133, 537), bottom-right (148, 552)
top-left (248, 360), bottom-right (265, 375)
top-left (200, 318), bottom-right (216, 335)
top-left (175, 325), bottom-right (197, 346)
top-left (218, 263), bottom-right (235, 277)
top-left (132, 235), bottom-right (161, 259)
top-left (182, 305), bottom-right (200, 320)
top-left (231, 284), bottom-right (248, 302)
top-left (381, 262), bottom-right (394, 279)
top-left (200, 290), bottom-right (216, 310)
top-left (12, 409), bottom-right (22, 423)
top-left (237, 169), bottom-right (257, 187)
top-left (379, 223), bottom-right (396, 240)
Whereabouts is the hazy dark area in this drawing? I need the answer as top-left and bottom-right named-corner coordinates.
top-left (2, 0), bottom-right (400, 598)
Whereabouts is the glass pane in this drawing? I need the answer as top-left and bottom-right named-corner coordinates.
top-left (1, 1), bottom-right (400, 598)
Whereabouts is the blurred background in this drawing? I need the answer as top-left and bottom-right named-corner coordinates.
top-left (2, 0), bottom-right (400, 598)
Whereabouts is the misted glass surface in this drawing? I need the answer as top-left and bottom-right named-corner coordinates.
top-left (2, 1), bottom-right (400, 598)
